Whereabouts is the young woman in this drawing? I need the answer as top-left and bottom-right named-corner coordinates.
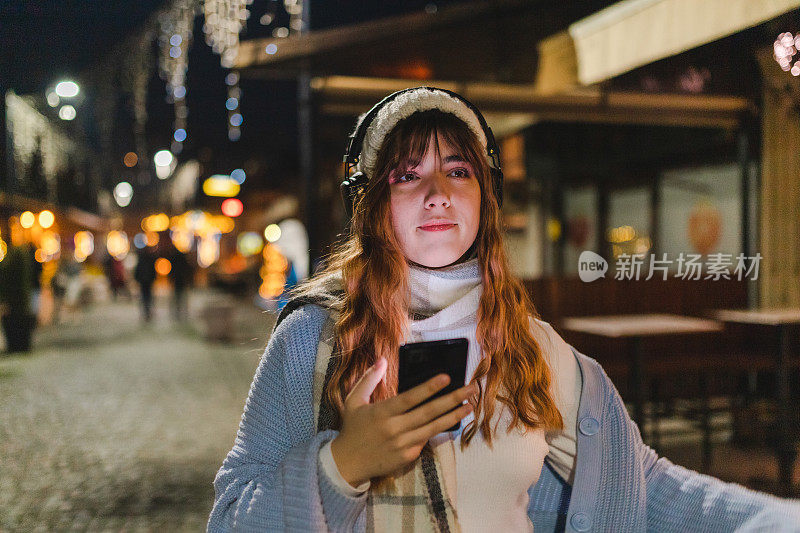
top-left (208, 87), bottom-right (800, 532)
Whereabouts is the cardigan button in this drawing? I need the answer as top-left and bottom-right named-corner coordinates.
top-left (570, 511), bottom-right (592, 531)
top-left (579, 416), bottom-right (600, 436)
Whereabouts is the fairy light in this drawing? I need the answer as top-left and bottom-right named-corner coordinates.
top-left (774, 32), bottom-right (800, 75)
top-left (284, 0), bottom-right (304, 34)
top-left (157, 0), bottom-right (197, 154)
top-left (224, 70), bottom-right (243, 141)
top-left (202, 0), bottom-right (251, 68)
top-left (203, 0), bottom-right (252, 141)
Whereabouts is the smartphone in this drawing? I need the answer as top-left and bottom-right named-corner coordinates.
top-left (398, 338), bottom-right (469, 432)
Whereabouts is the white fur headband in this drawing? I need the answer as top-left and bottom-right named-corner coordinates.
top-left (352, 87), bottom-right (489, 178)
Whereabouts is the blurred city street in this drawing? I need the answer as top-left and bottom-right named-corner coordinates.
top-left (0, 289), bottom-right (272, 532)
top-left (1, 285), bottom-right (798, 531)
top-left (3, 0), bottom-right (800, 529)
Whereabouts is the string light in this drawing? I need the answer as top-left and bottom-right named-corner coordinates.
top-left (202, 0), bottom-right (251, 69)
top-left (285, 0), bottom-right (303, 34)
top-left (121, 29), bottom-right (154, 187)
top-left (157, 0), bottom-right (197, 154)
top-left (774, 32), bottom-right (800, 76)
top-left (203, 0), bottom-right (253, 141)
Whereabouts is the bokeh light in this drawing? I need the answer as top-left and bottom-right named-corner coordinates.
top-left (230, 168), bottom-right (246, 184)
top-left (38, 210), bottom-right (55, 229)
top-left (237, 232), bottom-right (263, 256)
top-left (155, 257), bottom-right (172, 276)
top-left (74, 231), bottom-right (94, 262)
top-left (170, 229), bottom-right (194, 253)
top-left (106, 231), bottom-right (130, 259)
top-left (142, 213), bottom-right (170, 233)
top-left (145, 232), bottom-right (160, 247)
top-left (221, 198), bottom-right (243, 217)
top-left (211, 215), bottom-right (235, 234)
top-left (259, 243), bottom-right (288, 298)
top-left (20, 211), bottom-right (35, 229)
top-left (58, 105), bottom-right (76, 121)
top-left (55, 81), bottom-right (80, 98)
top-left (202, 175), bottom-right (240, 197)
top-left (123, 152), bottom-right (138, 167)
top-left (114, 181), bottom-right (133, 207)
top-left (154, 149), bottom-right (174, 168)
top-left (197, 235), bottom-right (220, 268)
top-left (264, 224), bottom-right (281, 242)
top-left (40, 231), bottom-right (60, 259)
top-left (133, 233), bottom-right (147, 249)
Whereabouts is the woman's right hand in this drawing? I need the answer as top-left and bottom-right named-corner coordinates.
top-left (330, 357), bottom-right (477, 488)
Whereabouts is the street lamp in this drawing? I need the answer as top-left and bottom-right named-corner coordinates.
top-left (55, 81), bottom-right (80, 98)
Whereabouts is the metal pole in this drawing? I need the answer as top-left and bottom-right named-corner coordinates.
top-left (0, 84), bottom-right (11, 238)
top-left (298, 0), bottom-right (319, 273)
top-left (0, 85), bottom-right (6, 192)
top-left (738, 123), bottom-right (759, 308)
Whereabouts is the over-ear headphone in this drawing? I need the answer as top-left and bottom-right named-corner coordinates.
top-left (340, 87), bottom-right (503, 219)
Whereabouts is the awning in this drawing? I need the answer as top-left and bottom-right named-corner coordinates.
top-left (312, 75), bottom-right (753, 130)
top-left (569, 0), bottom-right (800, 85)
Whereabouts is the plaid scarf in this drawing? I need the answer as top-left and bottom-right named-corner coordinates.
top-left (312, 258), bottom-right (482, 532)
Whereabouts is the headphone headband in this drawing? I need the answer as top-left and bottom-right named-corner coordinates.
top-left (341, 86), bottom-right (504, 219)
top-left (344, 86), bottom-right (500, 169)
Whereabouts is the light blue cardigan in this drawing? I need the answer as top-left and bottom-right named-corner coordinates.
top-left (208, 304), bottom-right (800, 532)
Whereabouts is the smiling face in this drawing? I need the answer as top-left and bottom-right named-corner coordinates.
top-left (388, 135), bottom-right (482, 268)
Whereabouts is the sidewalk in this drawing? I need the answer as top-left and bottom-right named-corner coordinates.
top-left (1, 291), bottom-right (795, 531)
top-left (0, 291), bottom-right (273, 532)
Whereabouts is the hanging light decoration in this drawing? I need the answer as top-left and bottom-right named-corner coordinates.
top-left (157, 0), bottom-right (198, 155)
top-left (774, 32), bottom-right (800, 76)
top-left (284, 0), bottom-right (304, 34)
top-left (225, 71), bottom-right (242, 141)
top-left (122, 28), bottom-right (156, 186)
top-left (203, 0), bottom-right (252, 141)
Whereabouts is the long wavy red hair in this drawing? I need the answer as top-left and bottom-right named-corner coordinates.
top-left (292, 109), bottom-right (563, 487)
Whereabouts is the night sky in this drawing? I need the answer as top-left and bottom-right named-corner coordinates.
top-left (0, 1), bottom-right (473, 193)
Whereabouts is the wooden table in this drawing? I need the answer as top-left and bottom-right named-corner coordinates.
top-left (560, 314), bottom-right (724, 439)
top-left (710, 308), bottom-right (800, 496)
